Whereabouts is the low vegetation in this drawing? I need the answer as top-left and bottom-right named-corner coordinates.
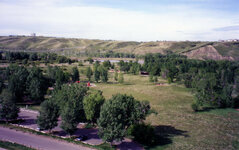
top-left (0, 140), bottom-right (35, 150)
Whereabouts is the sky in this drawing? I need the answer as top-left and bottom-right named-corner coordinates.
top-left (0, 0), bottom-right (239, 41)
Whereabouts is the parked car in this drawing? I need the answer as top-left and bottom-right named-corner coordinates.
top-left (75, 135), bottom-right (88, 141)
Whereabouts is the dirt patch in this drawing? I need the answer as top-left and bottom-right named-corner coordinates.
top-left (183, 45), bottom-right (234, 61)
top-left (156, 83), bottom-right (169, 86)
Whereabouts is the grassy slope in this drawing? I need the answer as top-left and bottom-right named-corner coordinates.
top-left (213, 42), bottom-right (239, 58)
top-left (1, 36), bottom-right (238, 60)
top-left (93, 73), bottom-right (239, 150)
top-left (0, 140), bottom-right (35, 150)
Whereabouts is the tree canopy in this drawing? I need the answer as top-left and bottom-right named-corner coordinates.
top-left (97, 94), bottom-right (150, 144)
top-left (37, 100), bottom-right (59, 131)
top-left (83, 90), bottom-right (105, 124)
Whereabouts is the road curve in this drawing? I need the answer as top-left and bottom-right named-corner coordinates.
top-left (0, 127), bottom-right (94, 150)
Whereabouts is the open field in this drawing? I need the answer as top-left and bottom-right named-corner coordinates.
top-left (93, 73), bottom-right (239, 150)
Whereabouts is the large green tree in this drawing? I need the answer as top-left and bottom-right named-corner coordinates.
top-left (99, 66), bottom-right (108, 83)
top-left (83, 90), bottom-right (105, 124)
top-left (27, 67), bottom-right (47, 102)
top-left (72, 67), bottom-right (79, 82)
top-left (7, 65), bottom-right (29, 101)
top-left (37, 100), bottom-right (59, 132)
top-left (0, 89), bottom-right (19, 122)
top-left (97, 94), bottom-right (150, 145)
top-left (49, 83), bottom-right (88, 135)
top-left (94, 66), bottom-right (100, 83)
top-left (86, 67), bottom-right (93, 81)
top-left (61, 101), bottom-right (79, 135)
top-left (51, 83), bottom-right (88, 119)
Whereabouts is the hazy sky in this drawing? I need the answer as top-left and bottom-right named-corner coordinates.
top-left (0, 0), bottom-right (239, 41)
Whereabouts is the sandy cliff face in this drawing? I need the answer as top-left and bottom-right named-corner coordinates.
top-left (183, 45), bottom-right (234, 61)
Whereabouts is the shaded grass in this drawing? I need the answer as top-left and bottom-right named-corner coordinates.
top-left (0, 140), bottom-right (35, 150)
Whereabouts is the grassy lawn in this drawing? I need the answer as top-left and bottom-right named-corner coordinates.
top-left (0, 140), bottom-right (35, 150)
top-left (93, 73), bottom-right (239, 150)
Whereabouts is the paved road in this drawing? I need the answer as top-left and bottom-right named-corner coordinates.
top-left (18, 109), bottom-right (104, 145)
top-left (17, 108), bottom-right (143, 150)
top-left (0, 127), bottom-right (94, 150)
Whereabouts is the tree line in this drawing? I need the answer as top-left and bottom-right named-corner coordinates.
top-left (0, 52), bottom-right (76, 64)
top-left (77, 51), bottom-right (138, 59)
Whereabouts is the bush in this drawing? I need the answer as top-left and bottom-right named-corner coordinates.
top-left (127, 123), bottom-right (156, 145)
top-left (78, 61), bottom-right (84, 66)
top-left (191, 102), bottom-right (199, 112)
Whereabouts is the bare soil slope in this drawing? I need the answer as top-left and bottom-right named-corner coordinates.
top-left (183, 45), bottom-right (235, 61)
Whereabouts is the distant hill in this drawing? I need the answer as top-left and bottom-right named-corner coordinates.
top-left (0, 36), bottom-right (239, 60)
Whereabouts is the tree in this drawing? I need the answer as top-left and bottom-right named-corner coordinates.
top-left (27, 67), bottom-right (47, 102)
top-left (97, 94), bottom-right (150, 146)
top-left (153, 76), bottom-right (158, 83)
top-left (99, 66), bottom-right (108, 83)
top-left (55, 68), bottom-right (69, 90)
top-left (83, 90), bottom-right (105, 124)
top-left (28, 78), bottom-right (45, 102)
top-left (86, 67), bottom-right (93, 81)
top-left (103, 60), bottom-right (111, 69)
top-left (0, 78), bottom-right (4, 93)
top-left (50, 83), bottom-right (88, 122)
top-left (72, 67), bottom-right (79, 82)
top-left (94, 67), bottom-right (100, 83)
top-left (86, 57), bottom-right (94, 64)
top-left (118, 73), bottom-right (124, 83)
top-left (149, 73), bottom-right (154, 82)
top-left (0, 89), bottom-right (19, 122)
top-left (61, 101), bottom-right (79, 135)
top-left (127, 123), bottom-right (156, 145)
top-left (37, 100), bottom-right (59, 132)
top-left (114, 70), bottom-right (118, 81)
top-left (7, 65), bottom-right (29, 101)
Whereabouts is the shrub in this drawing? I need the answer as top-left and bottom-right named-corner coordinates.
top-left (191, 102), bottom-right (199, 112)
top-left (127, 123), bottom-right (156, 145)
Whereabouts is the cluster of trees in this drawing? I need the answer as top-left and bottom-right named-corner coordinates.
top-left (118, 60), bottom-right (141, 75)
top-left (0, 52), bottom-right (75, 64)
top-left (143, 53), bottom-right (239, 110)
top-left (78, 51), bottom-right (137, 58)
top-left (0, 64), bottom-right (81, 103)
top-left (4, 65), bottom-right (49, 102)
top-left (36, 83), bottom-right (151, 145)
top-left (87, 61), bottom-right (109, 83)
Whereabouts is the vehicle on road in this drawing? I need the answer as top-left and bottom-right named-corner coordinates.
top-left (75, 135), bottom-right (88, 141)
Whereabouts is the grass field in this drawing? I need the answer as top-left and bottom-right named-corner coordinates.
top-left (93, 73), bottom-right (239, 150)
top-left (0, 140), bottom-right (35, 150)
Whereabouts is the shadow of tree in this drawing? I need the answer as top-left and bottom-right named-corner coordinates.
top-left (146, 125), bottom-right (189, 149)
